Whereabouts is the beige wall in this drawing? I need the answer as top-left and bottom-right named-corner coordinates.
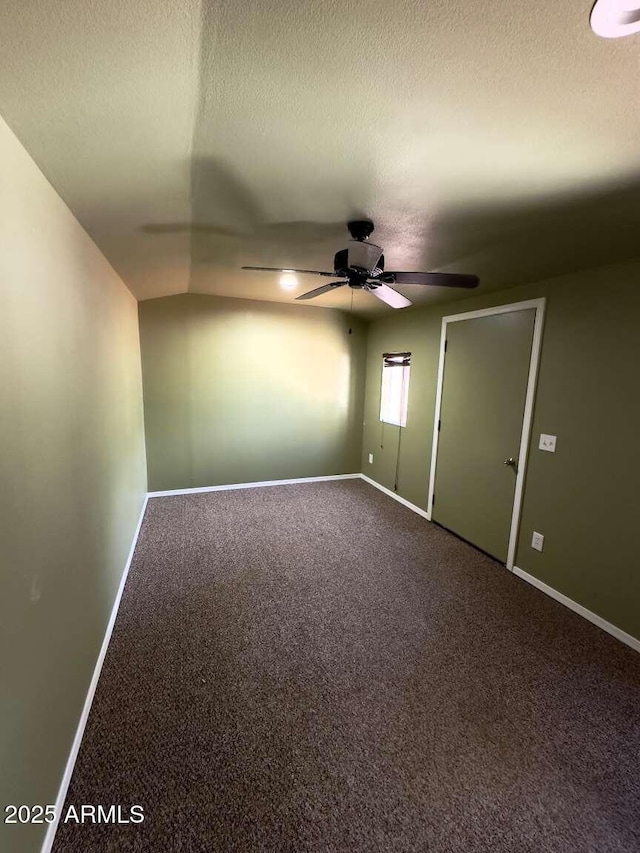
top-left (361, 261), bottom-right (640, 642)
top-left (0, 116), bottom-right (147, 853)
top-left (139, 294), bottom-right (366, 491)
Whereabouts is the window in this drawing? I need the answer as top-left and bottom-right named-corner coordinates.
top-left (380, 352), bottom-right (411, 427)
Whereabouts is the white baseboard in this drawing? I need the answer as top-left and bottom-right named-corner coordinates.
top-left (41, 495), bottom-right (150, 853)
top-left (359, 474), bottom-right (431, 521)
top-left (147, 473), bottom-right (360, 498)
top-left (513, 566), bottom-right (640, 654)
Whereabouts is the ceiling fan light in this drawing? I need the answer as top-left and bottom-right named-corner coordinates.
top-left (591, 0), bottom-right (640, 38)
top-left (347, 240), bottom-right (383, 273)
top-left (280, 272), bottom-right (298, 290)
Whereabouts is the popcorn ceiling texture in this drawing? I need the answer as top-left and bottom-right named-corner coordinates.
top-left (54, 481), bottom-right (640, 852)
top-left (1, 1), bottom-right (640, 315)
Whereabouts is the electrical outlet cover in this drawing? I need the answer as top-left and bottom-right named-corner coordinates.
top-left (539, 433), bottom-right (557, 452)
top-left (531, 531), bottom-right (544, 552)
top-left (368, 453), bottom-right (374, 464)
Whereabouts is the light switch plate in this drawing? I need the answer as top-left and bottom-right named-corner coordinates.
top-left (531, 531), bottom-right (544, 552)
top-left (368, 453), bottom-right (374, 464)
top-left (539, 433), bottom-right (557, 452)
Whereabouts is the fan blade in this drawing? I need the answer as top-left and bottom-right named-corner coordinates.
top-left (366, 283), bottom-right (412, 309)
top-left (242, 266), bottom-right (336, 277)
top-left (382, 271), bottom-right (479, 289)
top-left (295, 282), bottom-right (347, 301)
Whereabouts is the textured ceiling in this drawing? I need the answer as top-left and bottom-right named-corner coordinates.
top-left (1, 0), bottom-right (640, 317)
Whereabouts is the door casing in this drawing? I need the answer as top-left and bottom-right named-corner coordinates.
top-left (426, 298), bottom-right (546, 570)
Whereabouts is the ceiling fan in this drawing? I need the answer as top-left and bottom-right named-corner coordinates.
top-left (242, 220), bottom-right (479, 309)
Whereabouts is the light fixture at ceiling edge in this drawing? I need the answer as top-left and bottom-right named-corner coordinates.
top-left (591, 0), bottom-right (640, 38)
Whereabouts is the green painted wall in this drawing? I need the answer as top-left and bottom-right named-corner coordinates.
top-left (0, 116), bottom-right (148, 853)
top-left (139, 294), bottom-right (366, 491)
top-left (361, 261), bottom-right (640, 642)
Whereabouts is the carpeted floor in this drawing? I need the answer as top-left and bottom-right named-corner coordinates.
top-left (54, 480), bottom-right (640, 852)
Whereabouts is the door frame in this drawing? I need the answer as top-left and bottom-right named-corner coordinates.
top-left (426, 298), bottom-right (546, 570)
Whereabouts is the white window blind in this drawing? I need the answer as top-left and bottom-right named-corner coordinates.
top-left (380, 352), bottom-right (411, 427)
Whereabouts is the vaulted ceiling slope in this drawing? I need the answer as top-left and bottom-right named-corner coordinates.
top-left (1, 0), bottom-right (639, 316)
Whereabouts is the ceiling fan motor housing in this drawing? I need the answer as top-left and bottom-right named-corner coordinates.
top-left (347, 220), bottom-right (375, 241)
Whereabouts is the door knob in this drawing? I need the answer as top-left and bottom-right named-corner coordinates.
top-left (504, 457), bottom-right (516, 467)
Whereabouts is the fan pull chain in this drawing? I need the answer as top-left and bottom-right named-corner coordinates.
top-left (394, 425), bottom-right (403, 492)
top-left (393, 361), bottom-right (408, 492)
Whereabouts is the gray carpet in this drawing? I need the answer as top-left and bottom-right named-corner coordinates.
top-left (54, 480), bottom-right (640, 852)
